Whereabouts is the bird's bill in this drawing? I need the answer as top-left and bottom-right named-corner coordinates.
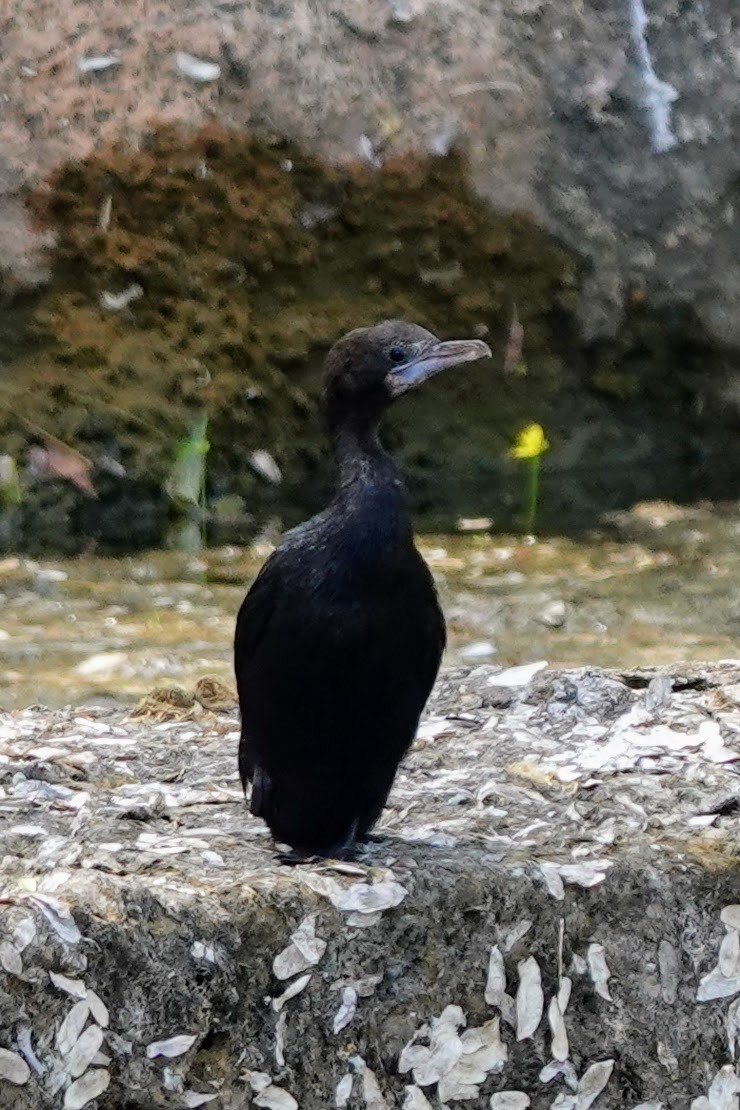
top-left (386, 338), bottom-right (492, 396)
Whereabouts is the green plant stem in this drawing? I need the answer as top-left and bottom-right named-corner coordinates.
top-left (524, 454), bottom-right (540, 535)
top-left (199, 413), bottom-right (208, 550)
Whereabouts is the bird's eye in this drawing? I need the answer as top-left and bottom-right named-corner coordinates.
top-left (388, 345), bottom-right (406, 364)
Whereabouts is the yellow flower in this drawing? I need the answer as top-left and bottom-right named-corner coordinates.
top-left (510, 423), bottom-right (549, 460)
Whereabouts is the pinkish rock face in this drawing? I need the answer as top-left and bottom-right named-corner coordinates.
top-left (1, 0), bottom-right (738, 347)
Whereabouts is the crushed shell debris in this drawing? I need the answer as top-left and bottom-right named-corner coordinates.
top-left (1, 662), bottom-right (739, 1105)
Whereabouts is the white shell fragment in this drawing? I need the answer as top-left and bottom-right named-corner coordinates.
top-left (437, 1017), bottom-right (507, 1101)
top-left (399, 1005), bottom-right (465, 1086)
top-left (273, 914), bottom-right (327, 980)
top-left (487, 661), bottom-right (548, 687)
top-left (357, 134), bottom-right (380, 168)
top-left (78, 55), bottom-right (119, 73)
top-left (691, 1064), bottom-right (740, 1109)
top-left (26, 893), bottom-right (82, 944)
top-left (98, 194), bottom-right (112, 232)
top-left (50, 972), bottom-right (87, 999)
top-left (490, 1095), bottom-right (531, 1110)
top-left (63, 1069), bottom-right (111, 1109)
top-left (504, 920), bottom-right (533, 952)
top-left (725, 996), bottom-right (740, 1059)
top-left (335, 1072), bottom-right (353, 1107)
top-left (697, 966), bottom-right (740, 1002)
top-left (721, 907), bottom-right (740, 930)
top-left (146, 1033), bottom-right (198, 1059)
top-left (56, 1000), bottom-right (91, 1055)
top-left (720, 930), bottom-right (740, 978)
top-left (346, 910), bottom-right (383, 928)
top-left (539, 863), bottom-right (565, 900)
top-left (12, 917), bottom-right (37, 951)
top-left (99, 285), bottom-right (143, 312)
top-left (516, 956), bottom-right (544, 1040)
top-left (558, 862), bottom-right (612, 888)
top-left (191, 941), bottom-right (218, 963)
top-left (540, 1058), bottom-right (579, 1087)
top-left (548, 996), bottom-right (569, 1061)
top-left (274, 1010), bottom-right (287, 1068)
top-left (576, 1059), bottom-right (614, 1108)
top-left (0, 940), bottom-right (22, 975)
top-left (558, 977), bottom-right (572, 1014)
top-left (249, 450), bottom-right (283, 485)
top-left (485, 945), bottom-right (507, 1007)
top-left (87, 989), bottom-right (109, 1027)
top-left (243, 1072), bottom-right (272, 1093)
top-left (183, 1094), bottom-right (219, 1107)
top-left (413, 1037), bottom-right (463, 1087)
top-left (244, 1074), bottom-right (299, 1110)
top-left (333, 986), bottom-right (358, 1034)
top-left (338, 973), bottom-right (382, 998)
top-left (272, 972), bottom-right (312, 1012)
top-left (403, 1087), bottom-right (433, 1109)
top-left (176, 52), bottom-right (221, 82)
top-left (0, 1047), bottom-right (31, 1085)
top-left (303, 873), bottom-right (407, 913)
top-left (67, 1024), bottom-right (105, 1079)
top-left (697, 904), bottom-right (740, 1002)
top-left (587, 944), bottom-right (612, 1001)
top-left (255, 1085), bottom-right (298, 1109)
top-left (16, 1026), bottom-right (44, 1075)
top-left (658, 941), bottom-right (679, 1004)
top-left (359, 1063), bottom-right (389, 1109)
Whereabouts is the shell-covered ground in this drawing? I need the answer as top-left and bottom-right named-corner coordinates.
top-left (1, 661), bottom-right (740, 1107)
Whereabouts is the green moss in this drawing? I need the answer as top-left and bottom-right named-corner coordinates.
top-left (592, 363), bottom-right (642, 401)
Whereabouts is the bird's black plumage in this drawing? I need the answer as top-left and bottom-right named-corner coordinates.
top-left (235, 320), bottom-right (491, 860)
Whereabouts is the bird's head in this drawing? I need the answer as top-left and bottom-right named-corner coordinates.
top-left (323, 320), bottom-right (491, 426)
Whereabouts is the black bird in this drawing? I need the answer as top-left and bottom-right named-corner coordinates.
top-left (235, 320), bottom-right (491, 861)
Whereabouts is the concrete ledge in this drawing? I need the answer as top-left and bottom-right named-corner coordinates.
top-left (1, 662), bottom-right (740, 1108)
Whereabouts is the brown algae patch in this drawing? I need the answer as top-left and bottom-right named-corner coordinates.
top-left (1, 125), bottom-right (733, 549)
top-left (2, 124), bottom-right (578, 538)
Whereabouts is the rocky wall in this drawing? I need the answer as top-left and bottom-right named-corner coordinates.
top-left (0, 0), bottom-right (738, 548)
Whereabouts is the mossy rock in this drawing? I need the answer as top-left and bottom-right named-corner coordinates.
top-left (0, 125), bottom-right (735, 551)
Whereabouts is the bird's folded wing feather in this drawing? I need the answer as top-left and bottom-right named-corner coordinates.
top-left (234, 554), bottom-right (282, 796)
top-left (234, 553), bottom-right (280, 669)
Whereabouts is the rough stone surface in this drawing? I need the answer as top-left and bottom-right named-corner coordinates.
top-left (1, 661), bottom-right (740, 1106)
top-left (1, 0), bottom-right (738, 346)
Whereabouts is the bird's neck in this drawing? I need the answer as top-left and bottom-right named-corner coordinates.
top-left (328, 413), bottom-right (412, 553)
top-left (330, 413), bottom-right (397, 489)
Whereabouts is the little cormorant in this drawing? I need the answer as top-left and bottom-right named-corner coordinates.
top-left (235, 320), bottom-right (491, 861)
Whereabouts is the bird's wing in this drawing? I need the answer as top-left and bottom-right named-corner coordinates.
top-left (233, 517), bottom-right (316, 675)
top-left (234, 555), bottom-right (279, 671)
top-left (234, 552), bottom-right (282, 795)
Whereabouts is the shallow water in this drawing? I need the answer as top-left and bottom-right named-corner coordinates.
top-left (0, 502), bottom-right (737, 710)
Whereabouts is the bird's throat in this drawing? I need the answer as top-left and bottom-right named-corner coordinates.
top-left (328, 413), bottom-right (413, 562)
top-left (331, 415), bottom-right (396, 491)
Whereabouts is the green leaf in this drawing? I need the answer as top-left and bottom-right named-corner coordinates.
top-left (0, 456), bottom-right (22, 509)
top-left (165, 413), bottom-right (209, 510)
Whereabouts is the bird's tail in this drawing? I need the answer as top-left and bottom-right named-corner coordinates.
top-left (249, 766), bottom-right (269, 818)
